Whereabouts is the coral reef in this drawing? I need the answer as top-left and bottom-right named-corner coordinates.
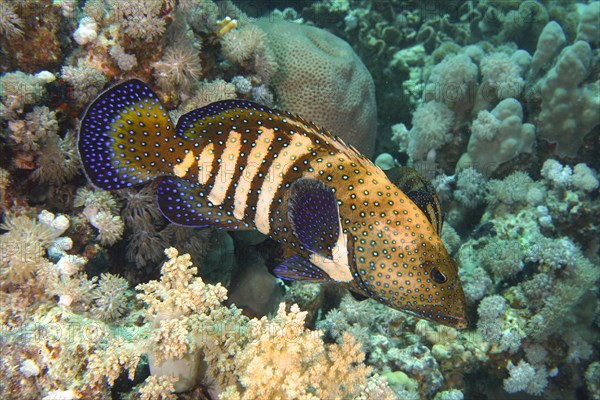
top-left (0, 0), bottom-right (598, 399)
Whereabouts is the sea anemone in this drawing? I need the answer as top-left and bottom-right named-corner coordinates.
top-left (61, 65), bottom-right (107, 105)
top-left (221, 25), bottom-right (267, 64)
top-left (74, 187), bottom-right (120, 215)
top-left (126, 228), bottom-right (169, 268)
top-left (45, 272), bottom-right (96, 307)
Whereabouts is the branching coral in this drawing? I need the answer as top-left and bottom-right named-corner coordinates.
top-left (458, 99), bottom-right (535, 176)
top-left (536, 39), bottom-right (599, 157)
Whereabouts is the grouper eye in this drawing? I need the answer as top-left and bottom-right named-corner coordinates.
top-left (431, 267), bottom-right (447, 283)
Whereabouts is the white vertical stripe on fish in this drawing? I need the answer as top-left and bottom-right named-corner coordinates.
top-left (173, 151), bottom-right (196, 178)
top-left (232, 128), bottom-right (276, 220)
top-left (197, 142), bottom-right (215, 185)
top-left (207, 131), bottom-right (242, 206)
top-left (254, 133), bottom-right (313, 234)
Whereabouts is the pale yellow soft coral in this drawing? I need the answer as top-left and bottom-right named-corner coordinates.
top-left (86, 337), bottom-right (142, 388)
top-left (136, 248), bottom-right (244, 392)
top-left (221, 303), bottom-right (372, 400)
top-left (137, 376), bottom-right (178, 400)
top-left (137, 248), bottom-right (386, 399)
top-left (137, 247), bottom-right (228, 318)
top-left (24, 306), bottom-right (141, 398)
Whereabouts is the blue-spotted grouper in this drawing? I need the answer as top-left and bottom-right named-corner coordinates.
top-left (77, 79), bottom-right (467, 328)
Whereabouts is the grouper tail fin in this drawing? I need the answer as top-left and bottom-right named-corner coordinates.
top-left (77, 79), bottom-right (186, 190)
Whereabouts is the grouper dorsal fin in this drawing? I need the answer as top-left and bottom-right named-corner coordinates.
top-left (385, 166), bottom-right (444, 234)
top-left (175, 100), bottom-right (281, 140)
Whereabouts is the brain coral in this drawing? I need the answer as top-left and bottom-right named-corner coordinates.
top-left (256, 19), bottom-right (377, 157)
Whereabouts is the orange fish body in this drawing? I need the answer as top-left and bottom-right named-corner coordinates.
top-left (78, 79), bottom-right (467, 328)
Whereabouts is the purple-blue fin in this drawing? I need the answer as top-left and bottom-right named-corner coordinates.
top-left (287, 178), bottom-right (340, 255)
top-left (78, 79), bottom-right (180, 190)
top-left (156, 177), bottom-right (251, 230)
top-left (273, 255), bottom-right (332, 282)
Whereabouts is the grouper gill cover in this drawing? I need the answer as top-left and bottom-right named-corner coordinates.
top-left (78, 79), bottom-right (467, 328)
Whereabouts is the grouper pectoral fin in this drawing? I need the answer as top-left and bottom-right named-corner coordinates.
top-left (287, 178), bottom-right (340, 256)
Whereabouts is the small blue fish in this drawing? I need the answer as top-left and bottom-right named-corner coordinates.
top-left (78, 79), bottom-right (467, 328)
